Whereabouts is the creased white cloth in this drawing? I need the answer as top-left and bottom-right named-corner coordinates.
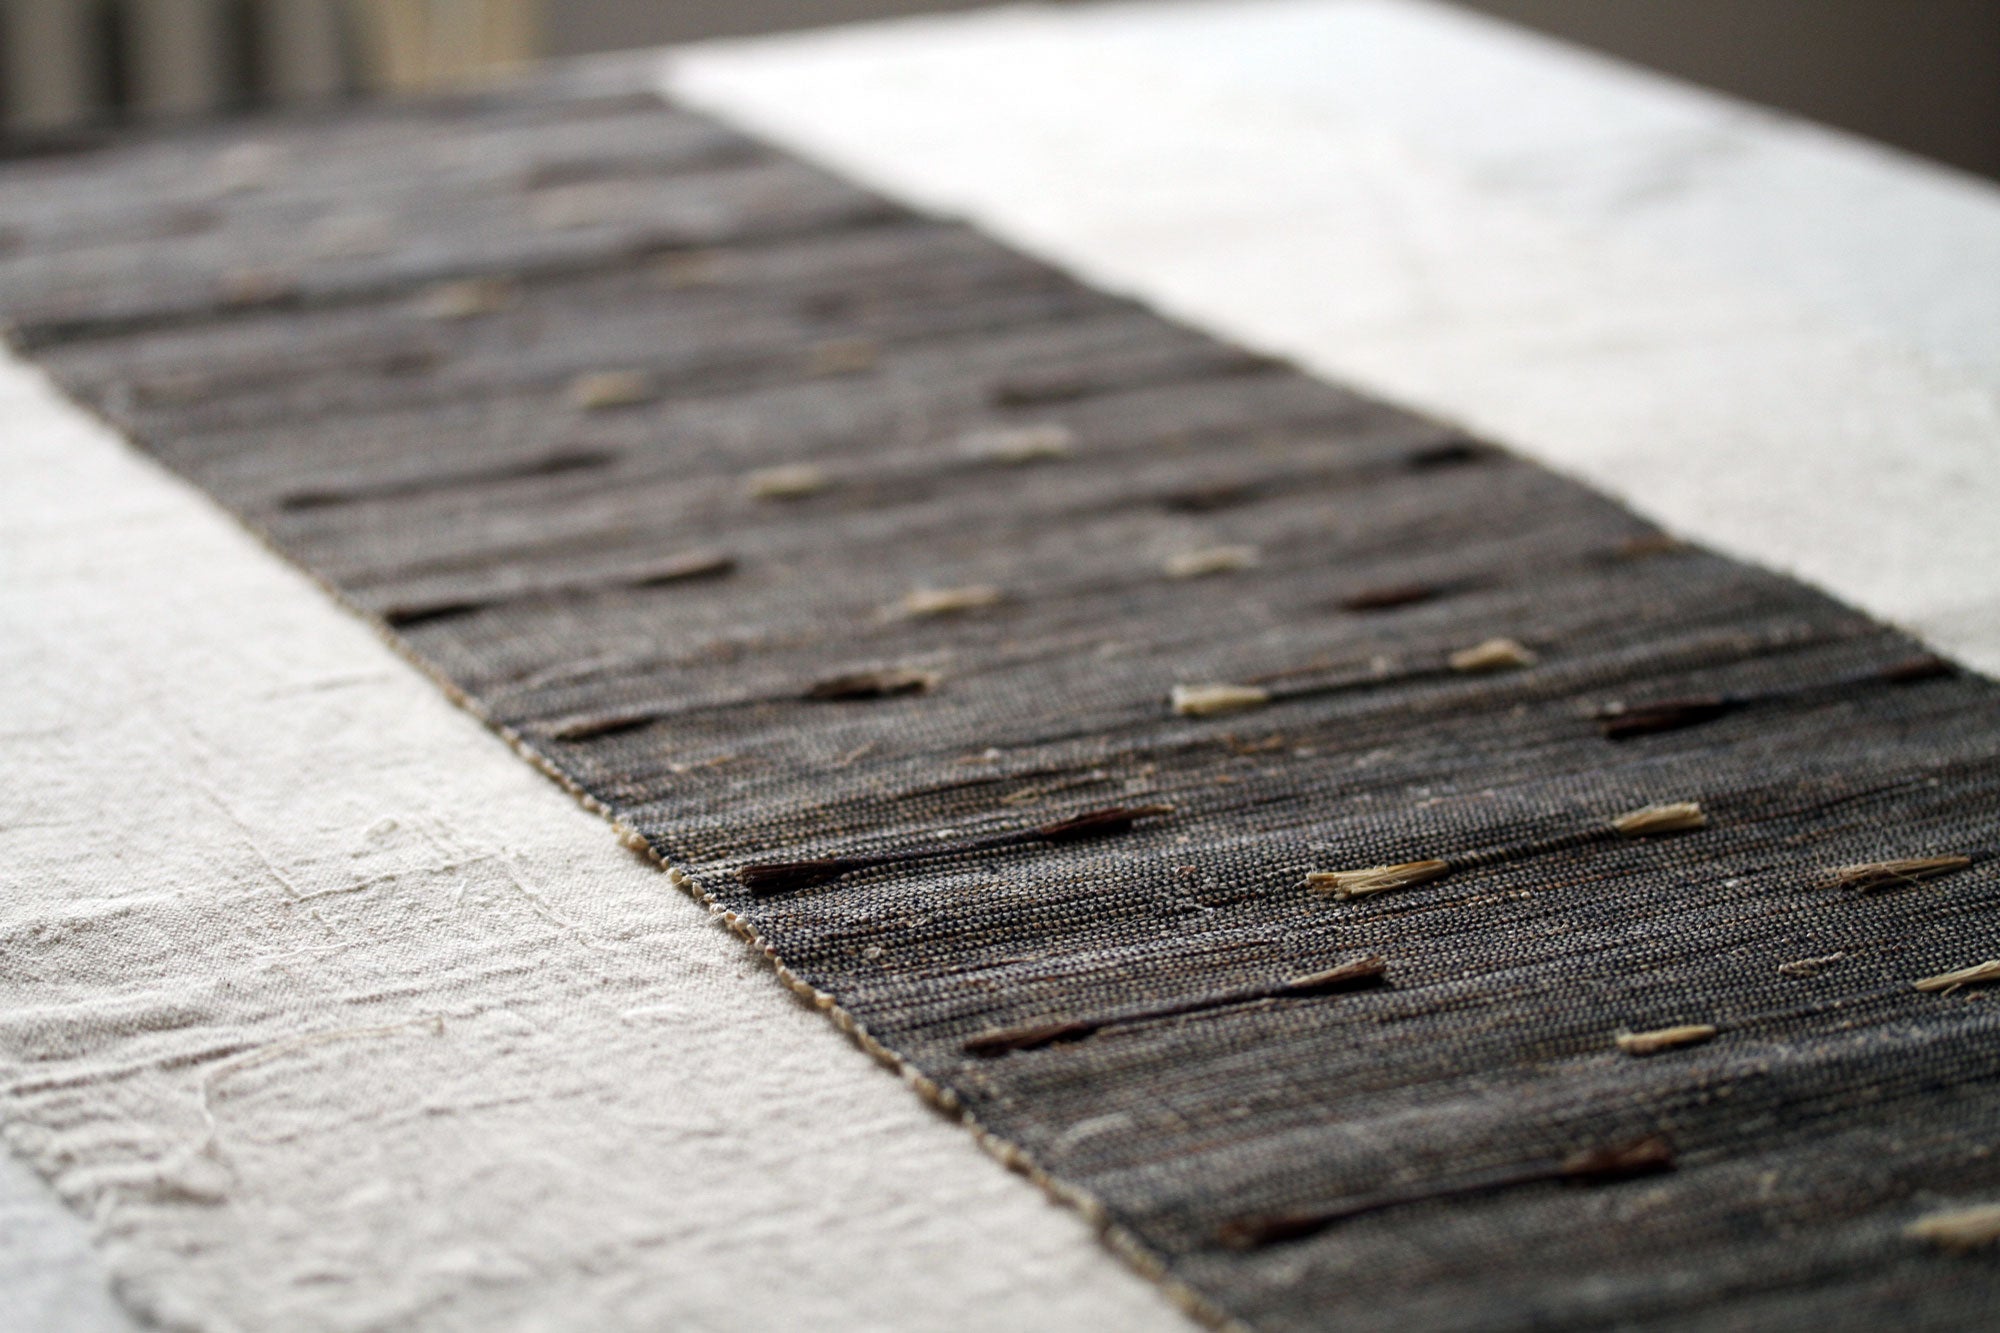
top-left (0, 1150), bottom-right (128, 1332)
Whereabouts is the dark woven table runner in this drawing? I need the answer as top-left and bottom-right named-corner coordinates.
top-left (7, 68), bottom-right (2000, 1330)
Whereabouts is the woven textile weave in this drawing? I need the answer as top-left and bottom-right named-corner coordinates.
top-left (6, 69), bottom-right (2000, 1330)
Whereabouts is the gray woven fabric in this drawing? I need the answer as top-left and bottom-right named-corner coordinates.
top-left (6, 69), bottom-right (2000, 1331)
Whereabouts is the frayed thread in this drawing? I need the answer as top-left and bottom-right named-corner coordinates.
top-left (1611, 801), bottom-right (1708, 837)
top-left (963, 955), bottom-right (1385, 1058)
top-left (1907, 1204), bottom-right (2000, 1251)
top-left (1778, 953), bottom-right (1847, 977)
top-left (900, 585), bottom-right (1004, 618)
top-left (570, 369), bottom-right (654, 410)
top-left (806, 337), bottom-right (879, 376)
top-left (1339, 582), bottom-right (1439, 612)
top-left (738, 804), bottom-right (1175, 895)
top-left (381, 549), bottom-right (735, 632)
top-left (1448, 637), bottom-right (1537, 673)
top-left (1913, 961), bottom-right (2000, 994)
top-left (1822, 855), bottom-right (1972, 892)
top-left (1598, 654), bottom-right (1958, 740)
top-left (1306, 860), bottom-right (1451, 900)
top-left (804, 668), bottom-right (939, 701)
top-left (962, 424), bottom-right (1074, 464)
top-left (746, 464), bottom-right (829, 500)
top-left (419, 276), bottom-right (513, 319)
top-left (1306, 799), bottom-right (1709, 901)
top-left (1171, 683), bottom-right (1271, 717)
top-left (1615, 1024), bottom-right (1718, 1056)
top-left (1164, 546), bottom-right (1259, 579)
top-left (1214, 1134), bottom-right (1673, 1249)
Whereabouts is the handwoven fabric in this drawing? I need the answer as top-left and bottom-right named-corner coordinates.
top-left (5, 63), bottom-right (2000, 1332)
top-left (0, 336), bottom-right (1176, 1332)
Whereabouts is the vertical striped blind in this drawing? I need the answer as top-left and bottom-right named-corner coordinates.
top-left (1, 0), bottom-right (539, 132)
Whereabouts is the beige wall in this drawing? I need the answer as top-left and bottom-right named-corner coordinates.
top-left (1448, 0), bottom-right (2000, 181)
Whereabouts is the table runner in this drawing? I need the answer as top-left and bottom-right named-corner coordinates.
top-left (5, 68), bottom-right (1999, 1330)
top-left (0, 333), bottom-right (1175, 1333)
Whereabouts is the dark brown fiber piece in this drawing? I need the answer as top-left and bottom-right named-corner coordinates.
top-left (5, 66), bottom-right (2000, 1331)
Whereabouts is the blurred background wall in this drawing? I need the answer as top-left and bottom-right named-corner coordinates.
top-left (2, 0), bottom-right (1997, 181)
top-left (0, 0), bottom-right (538, 127)
top-left (1449, 0), bottom-right (2000, 182)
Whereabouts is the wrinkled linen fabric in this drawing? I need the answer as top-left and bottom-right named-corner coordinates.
top-left (0, 1150), bottom-right (128, 1333)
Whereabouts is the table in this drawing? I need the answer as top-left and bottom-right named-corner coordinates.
top-left (6, 2), bottom-right (1996, 1328)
